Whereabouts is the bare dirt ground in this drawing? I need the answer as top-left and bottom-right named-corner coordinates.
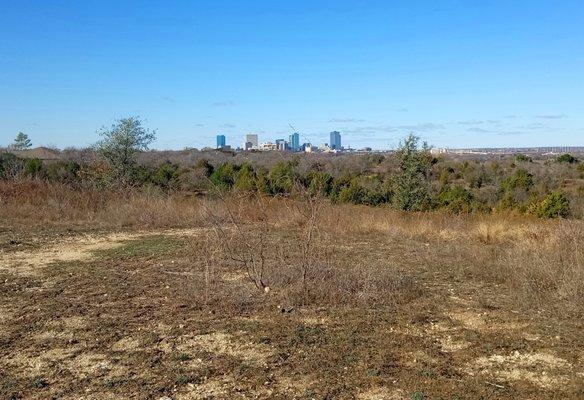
top-left (1, 225), bottom-right (583, 399)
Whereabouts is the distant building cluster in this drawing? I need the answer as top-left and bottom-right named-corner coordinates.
top-left (430, 146), bottom-right (584, 155)
top-left (215, 130), bottom-right (350, 153)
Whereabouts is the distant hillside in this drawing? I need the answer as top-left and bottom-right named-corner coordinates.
top-left (11, 147), bottom-right (61, 160)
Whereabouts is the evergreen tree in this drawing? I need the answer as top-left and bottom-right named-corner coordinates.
top-left (392, 134), bottom-right (432, 211)
top-left (12, 132), bottom-right (32, 150)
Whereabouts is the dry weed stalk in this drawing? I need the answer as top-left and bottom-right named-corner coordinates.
top-left (201, 185), bottom-right (272, 291)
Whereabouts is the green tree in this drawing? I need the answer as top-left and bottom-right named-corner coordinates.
top-left (12, 132), bottom-right (32, 150)
top-left (268, 160), bottom-right (297, 195)
top-left (338, 179), bottom-right (365, 204)
top-left (95, 116), bottom-right (156, 184)
top-left (210, 162), bottom-right (238, 189)
top-left (535, 191), bottom-right (570, 218)
top-left (234, 162), bottom-right (257, 193)
top-left (392, 134), bottom-right (432, 211)
top-left (151, 161), bottom-right (180, 189)
top-left (24, 158), bottom-right (43, 177)
top-left (556, 153), bottom-right (578, 164)
top-left (515, 154), bottom-right (532, 163)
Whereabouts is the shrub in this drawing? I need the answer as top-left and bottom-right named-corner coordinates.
top-left (577, 162), bottom-right (584, 176)
top-left (515, 154), bottom-right (533, 163)
top-left (151, 161), bottom-right (180, 189)
top-left (45, 161), bottom-right (80, 183)
top-left (24, 158), bottom-right (43, 177)
top-left (0, 153), bottom-right (23, 179)
top-left (210, 162), bottom-right (238, 189)
top-left (307, 171), bottom-right (333, 197)
top-left (534, 191), bottom-right (570, 218)
top-left (268, 160), bottom-right (297, 195)
top-left (233, 163), bottom-right (257, 193)
top-left (500, 168), bottom-right (534, 192)
top-left (338, 179), bottom-right (365, 204)
top-left (438, 185), bottom-right (474, 213)
top-left (556, 153), bottom-right (578, 164)
top-left (195, 159), bottom-right (214, 177)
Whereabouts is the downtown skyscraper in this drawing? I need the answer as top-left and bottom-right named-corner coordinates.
top-left (330, 131), bottom-right (342, 150)
top-left (289, 132), bottom-right (300, 151)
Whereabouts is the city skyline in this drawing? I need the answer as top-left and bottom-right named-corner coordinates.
top-left (1, 1), bottom-right (583, 150)
top-left (216, 130), bottom-right (344, 152)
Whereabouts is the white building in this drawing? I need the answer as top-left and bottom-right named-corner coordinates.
top-left (259, 142), bottom-right (278, 151)
top-left (245, 134), bottom-right (259, 149)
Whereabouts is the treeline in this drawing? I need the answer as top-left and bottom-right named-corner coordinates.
top-left (2, 137), bottom-right (583, 219)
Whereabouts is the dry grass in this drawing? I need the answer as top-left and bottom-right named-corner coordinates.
top-left (1, 180), bottom-right (583, 317)
top-left (1, 181), bottom-right (584, 398)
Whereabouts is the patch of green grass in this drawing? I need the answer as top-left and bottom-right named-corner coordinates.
top-left (175, 374), bottom-right (198, 385)
top-left (410, 392), bottom-right (425, 400)
top-left (175, 352), bottom-right (192, 362)
top-left (93, 235), bottom-right (185, 259)
top-left (31, 377), bottom-right (48, 389)
top-left (418, 368), bottom-right (436, 378)
top-left (344, 354), bottom-right (358, 364)
top-left (292, 324), bottom-right (326, 346)
top-left (1, 376), bottom-right (17, 390)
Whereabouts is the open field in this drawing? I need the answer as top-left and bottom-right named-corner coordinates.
top-left (1, 186), bottom-right (583, 399)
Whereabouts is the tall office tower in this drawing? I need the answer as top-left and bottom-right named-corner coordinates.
top-left (245, 134), bottom-right (259, 149)
top-left (289, 132), bottom-right (300, 151)
top-left (216, 134), bottom-right (226, 149)
top-left (330, 131), bottom-right (342, 150)
top-left (275, 139), bottom-right (287, 151)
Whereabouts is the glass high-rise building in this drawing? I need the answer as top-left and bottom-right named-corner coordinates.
top-left (289, 132), bottom-right (300, 151)
top-left (216, 134), bottom-right (226, 148)
top-left (330, 131), bottom-right (342, 150)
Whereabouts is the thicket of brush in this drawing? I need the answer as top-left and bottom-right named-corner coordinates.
top-left (2, 134), bottom-right (583, 219)
top-left (1, 178), bottom-right (582, 317)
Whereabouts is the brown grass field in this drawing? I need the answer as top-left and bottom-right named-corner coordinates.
top-left (1, 182), bottom-right (583, 399)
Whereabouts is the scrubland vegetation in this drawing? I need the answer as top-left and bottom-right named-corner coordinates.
top-left (2, 137), bottom-right (583, 219)
top-left (1, 121), bottom-right (583, 398)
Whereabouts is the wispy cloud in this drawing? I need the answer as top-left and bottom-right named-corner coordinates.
top-left (194, 123), bottom-right (205, 127)
top-left (397, 123), bottom-right (445, 131)
top-left (161, 96), bottom-right (175, 103)
top-left (343, 122), bottom-right (445, 135)
top-left (494, 131), bottom-right (531, 136)
top-left (535, 114), bottom-right (566, 119)
top-left (219, 123), bottom-right (236, 128)
top-left (342, 125), bottom-right (398, 134)
top-left (328, 118), bottom-right (365, 123)
top-left (467, 127), bottom-right (493, 133)
top-left (503, 115), bottom-right (520, 119)
top-left (515, 122), bottom-right (548, 130)
top-left (458, 120), bottom-right (484, 125)
top-left (211, 100), bottom-right (235, 107)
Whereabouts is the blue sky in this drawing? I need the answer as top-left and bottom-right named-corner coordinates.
top-left (1, 0), bottom-right (583, 150)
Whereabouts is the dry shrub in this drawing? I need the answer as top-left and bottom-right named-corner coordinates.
top-left (497, 221), bottom-right (584, 315)
top-left (201, 194), bottom-right (420, 308)
top-left (0, 180), bottom-right (207, 230)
